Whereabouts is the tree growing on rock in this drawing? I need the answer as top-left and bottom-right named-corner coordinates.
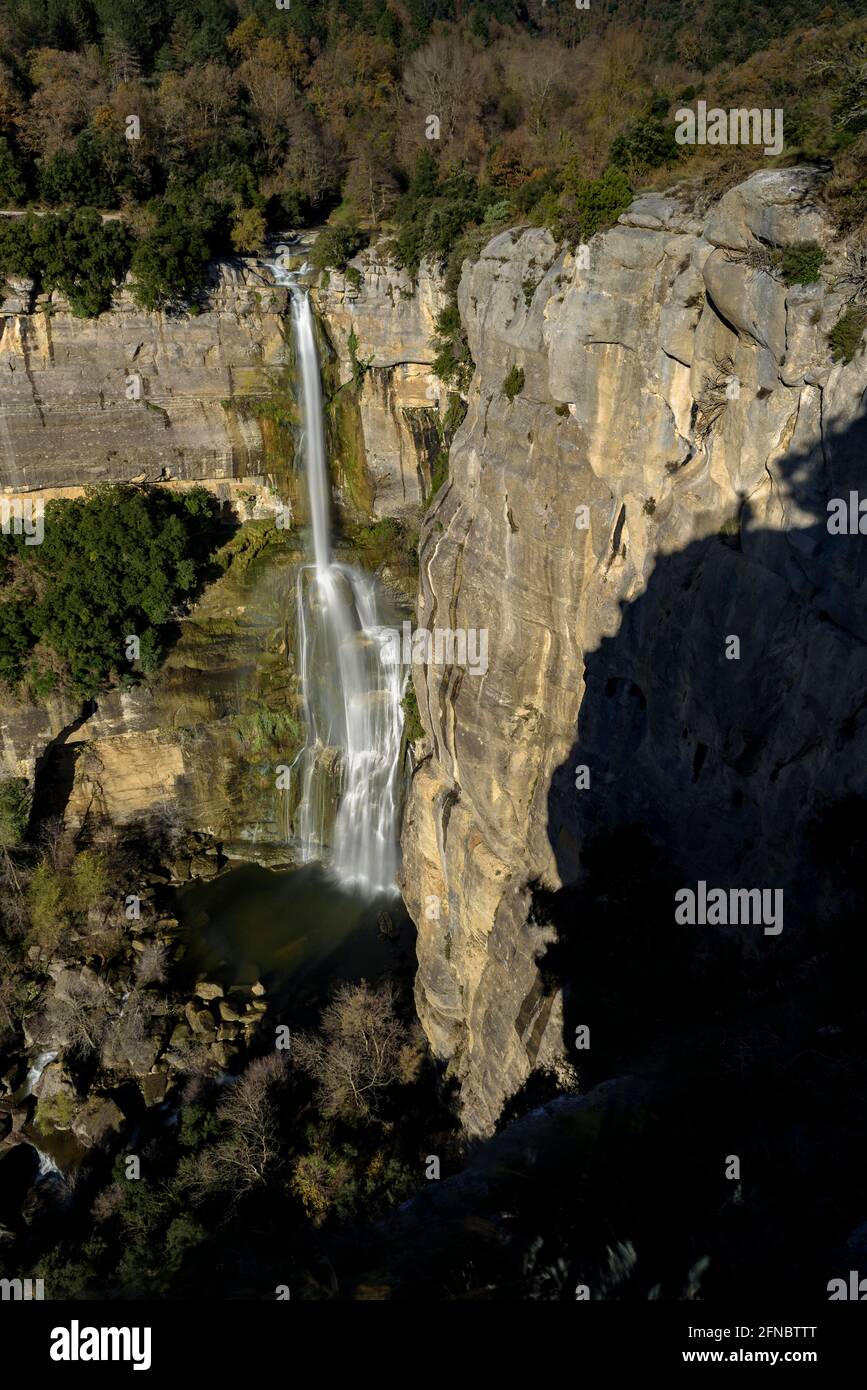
top-left (43, 971), bottom-right (111, 1061)
top-left (293, 979), bottom-right (421, 1121)
top-left (192, 1053), bottom-right (289, 1199)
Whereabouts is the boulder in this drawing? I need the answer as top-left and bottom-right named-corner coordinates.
top-left (194, 980), bottom-right (224, 1002)
top-left (704, 168), bottom-right (829, 251)
top-left (71, 1096), bottom-right (125, 1148)
top-left (190, 855), bottom-right (219, 880)
top-left (184, 1002), bottom-right (217, 1035)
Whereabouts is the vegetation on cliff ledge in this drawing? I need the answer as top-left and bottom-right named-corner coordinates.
top-left (0, 484), bottom-right (224, 697)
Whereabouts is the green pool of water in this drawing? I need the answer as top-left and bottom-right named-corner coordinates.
top-left (174, 861), bottom-right (414, 1023)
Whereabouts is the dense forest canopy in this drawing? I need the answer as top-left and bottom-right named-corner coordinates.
top-left (0, 0), bottom-right (864, 307)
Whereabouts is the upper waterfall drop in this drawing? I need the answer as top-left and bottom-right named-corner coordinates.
top-left (269, 250), bottom-right (407, 897)
top-left (289, 285), bottom-right (332, 576)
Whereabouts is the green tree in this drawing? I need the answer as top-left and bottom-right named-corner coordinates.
top-left (70, 851), bottom-right (109, 912)
top-left (0, 778), bottom-right (30, 848)
top-left (0, 137), bottom-right (28, 204)
top-left (0, 485), bottom-right (220, 696)
top-left (555, 166), bottom-right (632, 245)
top-left (309, 223), bottom-right (367, 272)
top-left (0, 210), bottom-right (133, 316)
top-left (27, 861), bottom-right (67, 947)
top-left (230, 204), bottom-right (266, 253)
top-left (131, 193), bottom-right (221, 311)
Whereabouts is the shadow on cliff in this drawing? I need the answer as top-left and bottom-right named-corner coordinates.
top-left (518, 402), bottom-right (867, 1296)
top-left (289, 410), bottom-right (867, 1302)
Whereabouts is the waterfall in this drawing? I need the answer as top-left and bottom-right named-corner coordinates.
top-left (270, 254), bottom-right (406, 896)
top-left (24, 1049), bottom-right (58, 1098)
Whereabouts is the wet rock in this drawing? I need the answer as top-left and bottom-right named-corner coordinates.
top-left (139, 1072), bottom-right (169, 1107)
top-left (71, 1096), bottom-right (125, 1148)
top-left (190, 855), bottom-right (219, 880)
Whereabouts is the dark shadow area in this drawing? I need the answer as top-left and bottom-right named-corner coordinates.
top-left (30, 699), bottom-right (96, 829)
top-left (527, 402), bottom-right (867, 1297)
top-left (297, 406), bottom-right (867, 1301)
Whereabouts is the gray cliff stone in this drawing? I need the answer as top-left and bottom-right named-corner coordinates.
top-left (0, 261), bottom-right (288, 495)
top-left (402, 168), bottom-right (867, 1136)
top-left (314, 245), bottom-right (447, 515)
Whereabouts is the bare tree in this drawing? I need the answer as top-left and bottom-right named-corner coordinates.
top-left (695, 353), bottom-right (737, 444)
top-left (106, 984), bottom-right (160, 1069)
top-left (0, 940), bottom-right (24, 1031)
top-left (293, 980), bottom-right (417, 1120)
top-left (43, 973), bottom-right (111, 1060)
top-left (204, 1053), bottom-right (288, 1195)
top-left (134, 942), bottom-right (168, 988)
top-left (403, 32), bottom-right (481, 147)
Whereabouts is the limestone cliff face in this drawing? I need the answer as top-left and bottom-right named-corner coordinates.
top-left (0, 261), bottom-right (289, 499)
top-left (315, 247), bottom-right (446, 516)
top-left (401, 169), bottom-right (867, 1135)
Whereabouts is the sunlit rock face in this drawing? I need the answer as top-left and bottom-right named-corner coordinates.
top-left (314, 248), bottom-right (447, 517)
top-left (402, 168), bottom-right (867, 1136)
top-left (0, 261), bottom-right (288, 493)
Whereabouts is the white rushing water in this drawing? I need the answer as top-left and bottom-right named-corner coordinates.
top-left (24, 1049), bottom-right (58, 1098)
top-left (270, 254), bottom-right (406, 896)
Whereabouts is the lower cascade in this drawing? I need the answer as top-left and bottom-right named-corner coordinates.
top-left (271, 255), bottom-right (407, 896)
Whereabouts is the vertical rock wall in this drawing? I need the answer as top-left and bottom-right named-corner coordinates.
top-left (401, 170), bottom-right (867, 1135)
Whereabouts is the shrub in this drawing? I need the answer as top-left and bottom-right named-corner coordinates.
top-left (829, 305), bottom-right (867, 362)
top-left (431, 300), bottom-right (473, 392)
top-left (442, 392), bottom-right (467, 437)
top-left (401, 684), bottom-right (425, 742)
top-left (70, 851), bottom-right (109, 913)
top-left (291, 1143), bottom-right (358, 1226)
top-left (779, 241), bottom-right (826, 285)
top-left (503, 364), bottom-right (525, 402)
top-left (512, 171), bottom-right (558, 216)
top-left (27, 862), bottom-right (66, 947)
top-left (482, 199), bottom-right (513, 227)
top-left (0, 778), bottom-right (30, 848)
top-left (308, 224), bottom-right (366, 272)
top-left (610, 116), bottom-right (679, 174)
top-left (695, 354), bottom-right (736, 441)
top-left (554, 166), bottom-right (632, 245)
